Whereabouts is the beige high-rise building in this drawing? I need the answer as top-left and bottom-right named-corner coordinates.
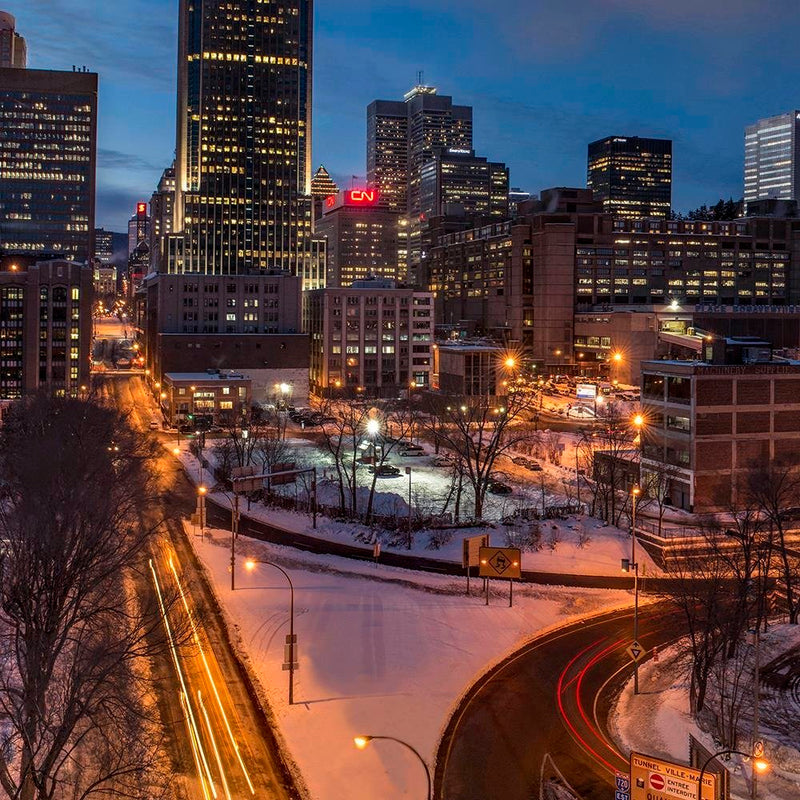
top-left (0, 12), bottom-right (26, 68)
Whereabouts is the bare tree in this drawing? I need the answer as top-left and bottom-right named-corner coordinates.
top-left (422, 393), bottom-right (536, 519)
top-left (0, 394), bottom-right (169, 800)
top-left (661, 541), bottom-right (739, 714)
top-left (747, 463), bottom-right (800, 624)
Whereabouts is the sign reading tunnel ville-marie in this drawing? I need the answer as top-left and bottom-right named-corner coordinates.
top-left (630, 752), bottom-right (716, 800)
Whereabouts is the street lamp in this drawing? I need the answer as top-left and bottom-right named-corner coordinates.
top-left (696, 749), bottom-right (768, 800)
top-left (245, 558), bottom-right (297, 705)
top-left (622, 485), bottom-right (642, 694)
top-left (366, 417), bottom-right (381, 464)
top-left (353, 735), bottom-right (431, 800)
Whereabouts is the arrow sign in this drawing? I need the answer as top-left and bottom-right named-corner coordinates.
top-left (627, 641), bottom-right (644, 662)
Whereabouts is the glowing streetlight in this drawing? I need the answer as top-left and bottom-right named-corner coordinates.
top-left (353, 735), bottom-right (431, 800)
top-left (612, 352), bottom-right (622, 363)
top-left (172, 447), bottom-right (180, 457)
top-left (633, 413), bottom-right (644, 428)
top-left (504, 356), bottom-right (516, 369)
top-left (366, 418), bottom-right (381, 437)
top-left (198, 485), bottom-right (207, 495)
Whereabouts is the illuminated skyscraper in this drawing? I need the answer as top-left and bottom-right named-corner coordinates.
top-left (744, 111), bottom-right (800, 212)
top-left (367, 85), bottom-right (473, 271)
top-left (173, 0), bottom-right (313, 279)
top-left (0, 11), bottom-right (26, 68)
top-left (0, 67), bottom-right (97, 262)
top-left (587, 135), bottom-right (672, 218)
top-left (310, 164), bottom-right (339, 226)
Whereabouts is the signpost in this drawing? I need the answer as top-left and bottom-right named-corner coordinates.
top-left (627, 640), bottom-right (644, 662)
top-left (478, 546), bottom-right (522, 607)
top-left (630, 752), bottom-right (716, 800)
top-left (615, 772), bottom-right (631, 800)
top-left (462, 534), bottom-right (489, 596)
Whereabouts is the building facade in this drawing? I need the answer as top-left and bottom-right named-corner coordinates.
top-left (315, 189), bottom-right (402, 286)
top-left (744, 111), bottom-right (800, 212)
top-left (0, 68), bottom-right (97, 262)
top-left (367, 85), bottom-right (473, 269)
top-left (307, 278), bottom-right (434, 397)
top-left (310, 164), bottom-right (339, 225)
top-left (640, 351), bottom-right (800, 513)
top-left (149, 165), bottom-right (175, 272)
top-left (161, 371), bottom-right (252, 427)
top-left (0, 259), bottom-right (93, 399)
top-left (419, 148), bottom-right (509, 222)
top-left (172, 0), bottom-right (313, 278)
top-left (424, 187), bottom-right (800, 377)
top-left (0, 11), bottom-right (25, 68)
top-left (141, 271), bottom-right (308, 405)
top-left (587, 136), bottom-right (672, 218)
top-left (94, 228), bottom-right (114, 263)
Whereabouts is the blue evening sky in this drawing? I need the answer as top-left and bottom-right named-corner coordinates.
top-left (12, 0), bottom-right (800, 231)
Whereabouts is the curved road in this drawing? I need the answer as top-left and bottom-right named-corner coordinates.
top-left (436, 604), bottom-right (685, 800)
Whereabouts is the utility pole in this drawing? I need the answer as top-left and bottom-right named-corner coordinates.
top-left (231, 492), bottom-right (239, 591)
top-left (751, 627), bottom-right (761, 800)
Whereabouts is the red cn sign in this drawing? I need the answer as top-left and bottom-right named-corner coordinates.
top-left (325, 195), bottom-right (337, 208)
top-left (345, 189), bottom-right (378, 206)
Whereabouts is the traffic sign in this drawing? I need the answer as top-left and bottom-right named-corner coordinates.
top-left (630, 752), bottom-right (716, 800)
top-left (627, 641), bottom-right (644, 662)
top-left (463, 534), bottom-right (489, 568)
top-left (478, 547), bottom-right (521, 579)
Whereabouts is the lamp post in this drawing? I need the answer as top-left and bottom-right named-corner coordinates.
top-left (245, 558), bottom-right (297, 705)
top-left (697, 749), bottom-right (768, 800)
top-left (405, 466), bottom-right (413, 549)
top-left (622, 485), bottom-right (642, 694)
top-left (353, 735), bottom-right (431, 800)
top-left (366, 417), bottom-right (381, 465)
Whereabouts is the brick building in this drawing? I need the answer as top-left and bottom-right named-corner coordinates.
top-left (140, 272), bottom-right (309, 406)
top-left (161, 371), bottom-right (252, 428)
top-left (307, 278), bottom-right (434, 397)
top-left (424, 187), bottom-right (800, 378)
top-left (640, 341), bottom-right (800, 512)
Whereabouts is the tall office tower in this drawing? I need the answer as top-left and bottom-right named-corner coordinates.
top-left (419, 147), bottom-right (509, 221)
top-left (310, 164), bottom-right (339, 226)
top-left (173, 0), bottom-right (313, 279)
top-left (0, 12), bottom-right (26, 68)
top-left (744, 112), bottom-right (800, 212)
top-left (367, 84), bottom-right (473, 269)
top-left (128, 203), bottom-right (150, 256)
top-left (0, 68), bottom-right (97, 262)
top-left (587, 135), bottom-right (672, 218)
top-left (94, 228), bottom-right (114, 263)
top-left (149, 165), bottom-right (175, 271)
top-left (315, 188), bottom-right (402, 286)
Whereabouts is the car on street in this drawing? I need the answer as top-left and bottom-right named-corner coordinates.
top-left (399, 448), bottom-right (424, 457)
top-left (432, 456), bottom-right (452, 468)
top-left (398, 441), bottom-right (423, 451)
top-left (488, 480), bottom-right (512, 495)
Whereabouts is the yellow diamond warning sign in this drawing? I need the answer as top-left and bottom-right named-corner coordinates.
top-left (478, 547), bottom-right (521, 579)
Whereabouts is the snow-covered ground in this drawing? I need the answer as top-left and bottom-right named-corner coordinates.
top-left (612, 633), bottom-right (800, 800)
top-left (173, 439), bottom-right (659, 578)
top-left (187, 525), bottom-right (627, 800)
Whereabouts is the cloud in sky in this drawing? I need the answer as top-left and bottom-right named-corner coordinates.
top-left (9, 0), bottom-right (800, 227)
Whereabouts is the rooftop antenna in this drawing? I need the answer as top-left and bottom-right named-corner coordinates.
top-left (417, 69), bottom-right (424, 86)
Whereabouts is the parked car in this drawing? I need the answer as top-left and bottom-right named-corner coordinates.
top-left (399, 448), bottom-right (424, 457)
top-left (512, 456), bottom-right (529, 467)
top-left (149, 420), bottom-right (160, 431)
top-left (488, 481), bottom-right (512, 495)
top-left (432, 456), bottom-right (452, 468)
top-left (398, 441), bottom-right (423, 451)
top-left (526, 461), bottom-right (543, 472)
top-left (369, 464), bottom-right (401, 477)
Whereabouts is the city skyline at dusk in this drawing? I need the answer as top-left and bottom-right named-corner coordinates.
top-left (13, 0), bottom-right (800, 230)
